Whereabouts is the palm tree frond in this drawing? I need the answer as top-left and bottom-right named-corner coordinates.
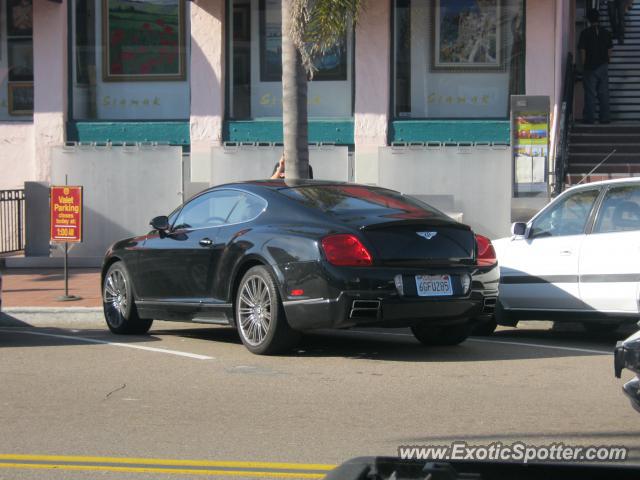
top-left (286, 0), bottom-right (366, 77)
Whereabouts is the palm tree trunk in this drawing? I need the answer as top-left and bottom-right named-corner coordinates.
top-left (281, 0), bottom-right (309, 179)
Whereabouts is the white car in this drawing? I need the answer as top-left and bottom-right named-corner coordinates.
top-left (493, 178), bottom-right (640, 333)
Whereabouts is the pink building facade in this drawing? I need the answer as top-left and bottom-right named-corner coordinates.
top-left (0, 0), bottom-right (576, 191)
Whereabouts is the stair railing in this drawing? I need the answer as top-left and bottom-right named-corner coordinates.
top-left (554, 52), bottom-right (575, 195)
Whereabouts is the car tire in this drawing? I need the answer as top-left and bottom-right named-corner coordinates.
top-left (235, 265), bottom-right (300, 355)
top-left (410, 323), bottom-right (470, 346)
top-left (472, 317), bottom-right (497, 336)
top-left (103, 262), bottom-right (153, 335)
top-left (582, 322), bottom-right (621, 334)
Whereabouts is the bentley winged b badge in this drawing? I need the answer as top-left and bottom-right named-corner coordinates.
top-left (417, 232), bottom-right (438, 240)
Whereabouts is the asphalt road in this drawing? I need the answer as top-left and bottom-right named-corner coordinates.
top-left (0, 311), bottom-right (639, 479)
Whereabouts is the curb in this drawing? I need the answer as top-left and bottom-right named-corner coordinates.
top-left (0, 308), bottom-right (105, 328)
top-left (2, 307), bottom-right (102, 314)
top-left (2, 257), bottom-right (102, 268)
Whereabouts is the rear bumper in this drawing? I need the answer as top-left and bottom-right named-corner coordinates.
top-left (279, 261), bottom-right (499, 330)
top-left (283, 289), bottom-right (497, 330)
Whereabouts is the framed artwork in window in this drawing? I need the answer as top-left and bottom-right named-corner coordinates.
top-left (431, 0), bottom-right (503, 72)
top-left (102, 0), bottom-right (186, 82)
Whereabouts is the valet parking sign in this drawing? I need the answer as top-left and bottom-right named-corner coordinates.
top-left (50, 186), bottom-right (83, 243)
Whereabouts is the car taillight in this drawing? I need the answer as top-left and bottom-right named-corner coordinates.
top-left (321, 234), bottom-right (373, 267)
top-left (476, 234), bottom-right (497, 267)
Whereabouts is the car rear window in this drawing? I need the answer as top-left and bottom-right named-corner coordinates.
top-left (279, 185), bottom-right (440, 217)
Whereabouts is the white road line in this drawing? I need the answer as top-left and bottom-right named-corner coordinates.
top-left (347, 329), bottom-right (611, 355)
top-left (0, 329), bottom-right (214, 360)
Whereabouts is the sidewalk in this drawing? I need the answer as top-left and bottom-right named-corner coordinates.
top-left (1, 268), bottom-right (101, 308)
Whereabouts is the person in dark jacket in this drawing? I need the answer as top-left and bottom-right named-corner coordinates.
top-left (578, 9), bottom-right (614, 124)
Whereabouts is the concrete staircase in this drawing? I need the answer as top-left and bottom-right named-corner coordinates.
top-left (601, 0), bottom-right (640, 121)
top-left (566, 123), bottom-right (640, 185)
top-left (565, 2), bottom-right (640, 185)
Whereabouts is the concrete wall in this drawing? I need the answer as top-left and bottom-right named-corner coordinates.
top-left (207, 145), bottom-right (351, 185)
top-left (49, 146), bottom-right (183, 259)
top-left (378, 146), bottom-right (513, 239)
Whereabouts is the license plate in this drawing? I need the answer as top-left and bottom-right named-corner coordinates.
top-left (415, 274), bottom-right (453, 297)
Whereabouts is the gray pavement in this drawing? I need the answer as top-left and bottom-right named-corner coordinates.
top-left (0, 311), bottom-right (639, 479)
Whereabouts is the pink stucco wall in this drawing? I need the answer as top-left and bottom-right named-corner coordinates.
top-left (0, 0), bottom-right (67, 189)
top-left (0, 123), bottom-right (35, 190)
top-left (354, 0), bottom-right (391, 183)
top-left (33, 0), bottom-right (67, 182)
top-left (526, 0), bottom-right (571, 171)
top-left (526, 0), bottom-right (558, 103)
top-left (354, 1), bottom-right (391, 147)
top-left (0, 0), bottom-right (574, 191)
top-left (190, 0), bottom-right (225, 152)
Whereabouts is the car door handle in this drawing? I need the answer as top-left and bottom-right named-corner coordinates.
top-left (559, 250), bottom-right (573, 256)
top-left (199, 238), bottom-right (213, 247)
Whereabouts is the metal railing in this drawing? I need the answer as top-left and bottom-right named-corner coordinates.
top-left (0, 189), bottom-right (25, 254)
top-left (554, 52), bottom-right (575, 195)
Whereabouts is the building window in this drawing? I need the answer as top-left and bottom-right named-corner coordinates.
top-left (228, 0), bottom-right (354, 120)
top-left (71, 0), bottom-right (190, 121)
top-left (2, 0), bottom-right (34, 120)
top-left (393, 0), bottom-right (525, 120)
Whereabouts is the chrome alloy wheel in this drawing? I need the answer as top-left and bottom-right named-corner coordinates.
top-left (237, 275), bottom-right (272, 346)
top-left (104, 269), bottom-right (128, 326)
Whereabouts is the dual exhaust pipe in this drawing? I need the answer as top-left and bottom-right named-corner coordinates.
top-left (349, 300), bottom-right (381, 319)
top-left (349, 297), bottom-right (497, 319)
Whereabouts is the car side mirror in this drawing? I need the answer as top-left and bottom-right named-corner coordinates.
top-left (511, 222), bottom-right (527, 237)
top-left (150, 215), bottom-right (170, 232)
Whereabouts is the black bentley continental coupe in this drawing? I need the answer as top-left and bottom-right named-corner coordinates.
top-left (101, 180), bottom-right (499, 354)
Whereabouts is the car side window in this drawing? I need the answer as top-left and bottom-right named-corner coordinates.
top-left (173, 190), bottom-right (246, 230)
top-left (529, 189), bottom-right (599, 239)
top-left (594, 185), bottom-right (640, 234)
top-left (225, 193), bottom-right (266, 224)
